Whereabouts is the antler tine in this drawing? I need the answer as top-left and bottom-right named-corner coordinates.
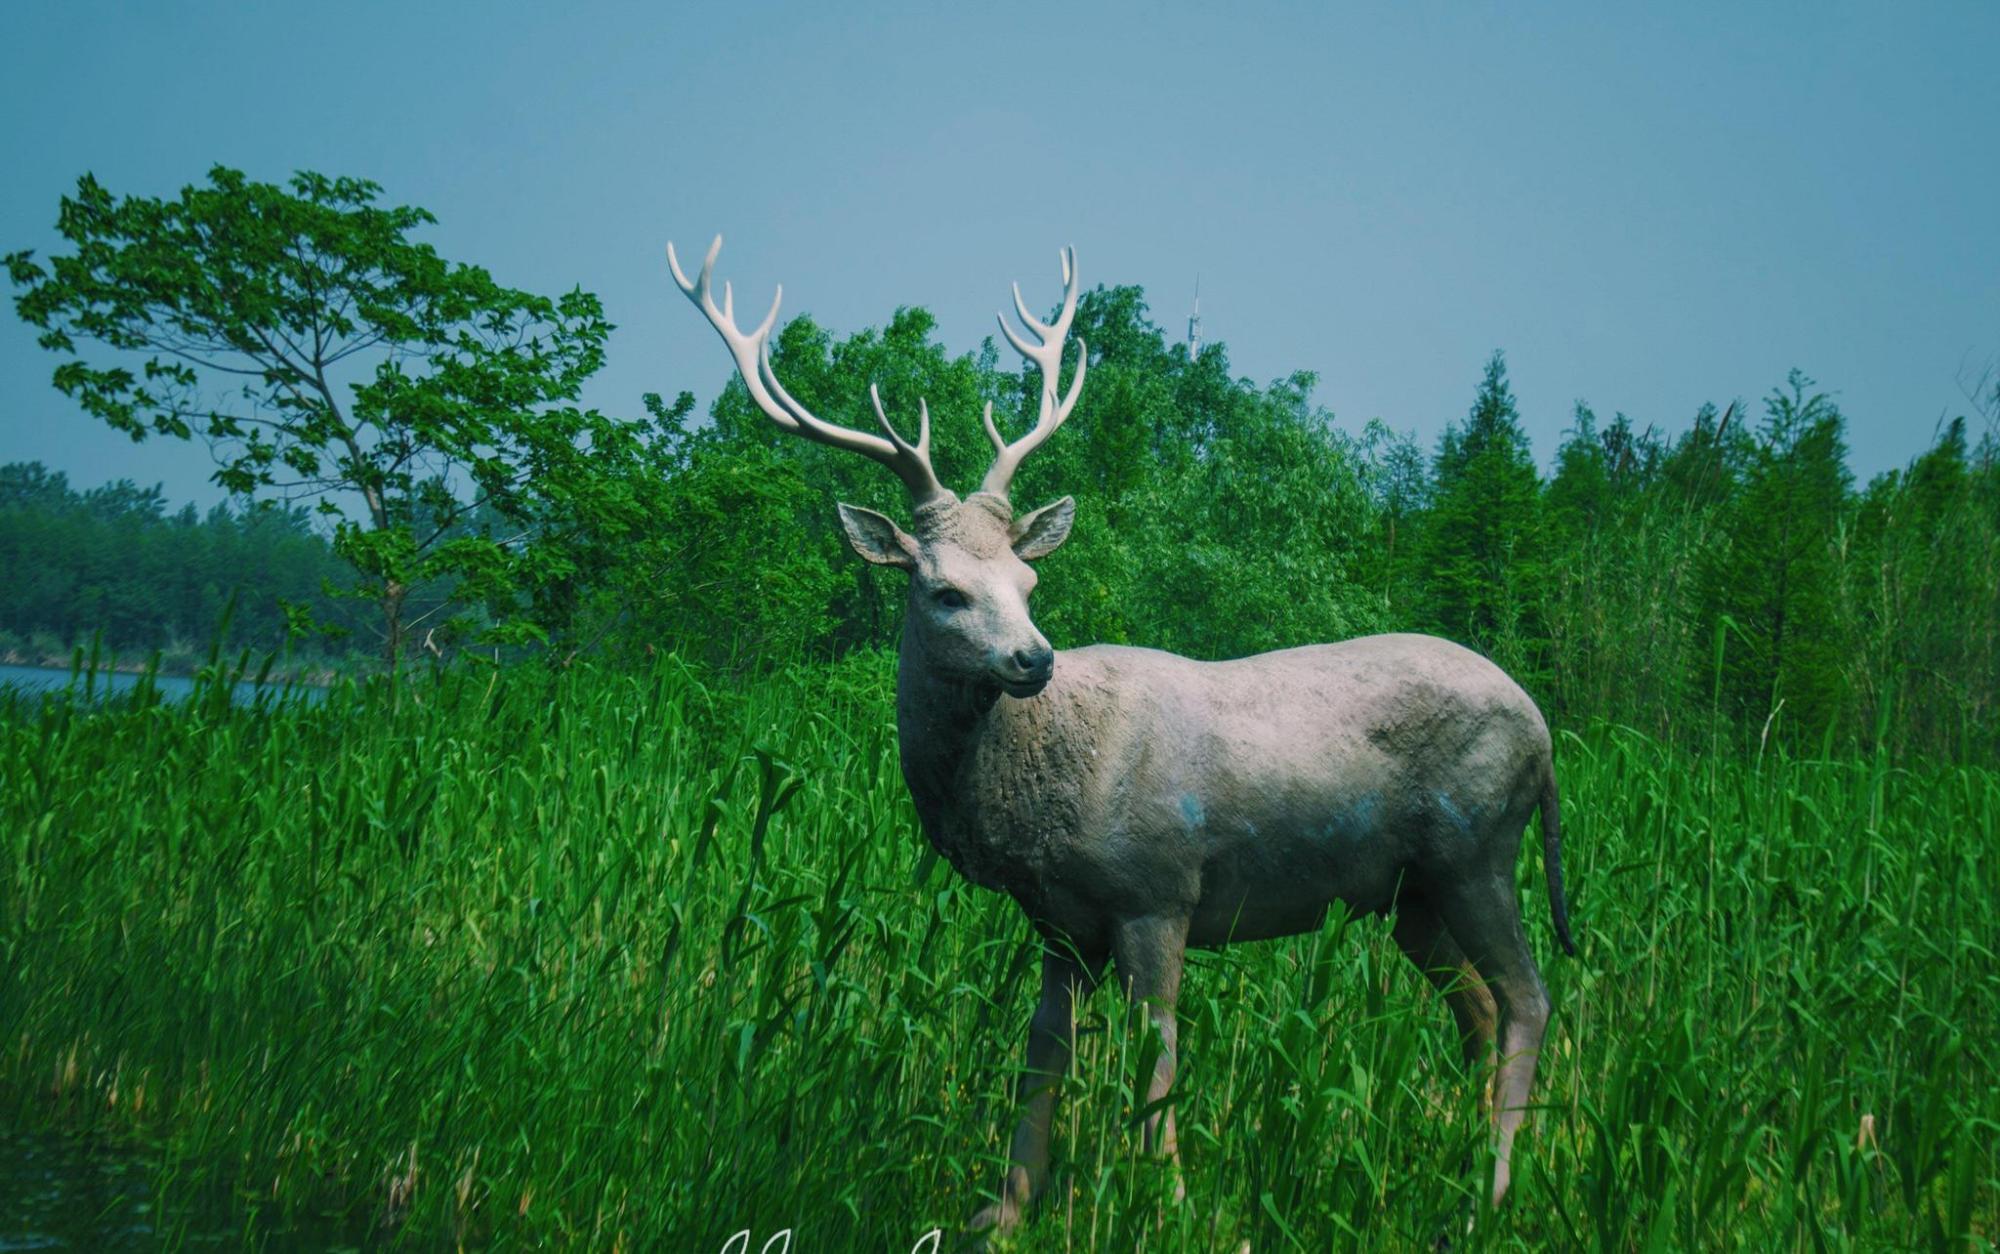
top-left (870, 384), bottom-right (933, 463)
top-left (668, 236), bottom-right (946, 504)
top-left (755, 341), bottom-right (946, 502)
top-left (983, 246), bottom-right (1087, 498)
top-left (1007, 248), bottom-right (1079, 345)
top-left (979, 400), bottom-right (1001, 457)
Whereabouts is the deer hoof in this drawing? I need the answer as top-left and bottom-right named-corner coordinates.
top-left (964, 1198), bottom-right (1022, 1243)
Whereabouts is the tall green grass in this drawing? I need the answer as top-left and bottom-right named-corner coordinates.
top-left (1, 658), bottom-right (1994, 1249)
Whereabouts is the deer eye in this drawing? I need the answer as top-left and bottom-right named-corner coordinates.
top-left (934, 588), bottom-right (970, 610)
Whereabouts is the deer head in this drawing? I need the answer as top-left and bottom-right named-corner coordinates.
top-left (667, 238), bottom-right (1086, 697)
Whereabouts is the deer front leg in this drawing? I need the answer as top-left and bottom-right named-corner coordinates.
top-left (969, 946), bottom-right (1094, 1237)
top-left (1111, 915), bottom-right (1190, 1172)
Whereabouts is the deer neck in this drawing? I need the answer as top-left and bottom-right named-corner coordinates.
top-left (892, 612), bottom-right (1090, 908)
top-left (894, 614), bottom-right (1003, 818)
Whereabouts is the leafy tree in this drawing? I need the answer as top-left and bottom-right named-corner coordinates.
top-left (636, 284), bottom-right (1384, 666)
top-left (700, 305), bottom-right (998, 658)
top-left (999, 286), bottom-right (1381, 657)
top-left (1135, 368), bottom-right (1382, 658)
top-left (539, 383), bottom-right (851, 671)
top-left (6, 166), bottom-right (625, 665)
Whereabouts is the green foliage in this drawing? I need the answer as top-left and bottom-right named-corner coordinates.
top-left (5, 167), bottom-right (634, 664)
top-left (1, 662), bottom-right (1993, 1247)
top-left (5, 185), bottom-right (2000, 1246)
top-left (1693, 372), bottom-right (1854, 742)
top-left (710, 306), bottom-right (1002, 657)
top-left (638, 285), bottom-right (1388, 666)
top-left (1349, 418), bottom-right (1432, 618)
top-left (1420, 352), bottom-right (1543, 666)
top-left (0, 461), bottom-right (352, 665)
top-left (1842, 416), bottom-right (2000, 758)
top-left (1102, 368), bottom-right (1384, 657)
top-left (9, 166), bottom-right (1999, 755)
top-left (1536, 407), bottom-right (1713, 738)
top-left (614, 436), bottom-right (847, 670)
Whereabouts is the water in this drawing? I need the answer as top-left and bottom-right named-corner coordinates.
top-left (0, 664), bottom-right (328, 708)
top-left (1, 670), bottom-right (342, 1244)
top-left (0, 1125), bottom-right (367, 1251)
top-left (0, 1126), bottom-right (154, 1251)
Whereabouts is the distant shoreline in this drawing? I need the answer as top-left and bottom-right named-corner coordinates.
top-left (0, 648), bottom-right (345, 688)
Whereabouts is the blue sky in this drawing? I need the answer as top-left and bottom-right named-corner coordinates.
top-left (3, 1), bottom-right (1996, 508)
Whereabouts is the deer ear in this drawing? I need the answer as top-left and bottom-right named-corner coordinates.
top-left (837, 502), bottom-right (918, 569)
top-left (1010, 496), bottom-right (1075, 561)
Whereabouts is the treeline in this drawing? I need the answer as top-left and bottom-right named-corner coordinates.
top-left (558, 290), bottom-right (1998, 763)
top-left (0, 462), bottom-right (354, 668)
top-left (9, 168), bottom-right (1995, 760)
top-left (1532, 378), bottom-right (1999, 760)
top-left (11, 292), bottom-right (1996, 761)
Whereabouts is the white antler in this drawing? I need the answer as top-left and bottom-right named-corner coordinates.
top-left (982, 246), bottom-right (1087, 498)
top-left (667, 235), bottom-right (946, 504)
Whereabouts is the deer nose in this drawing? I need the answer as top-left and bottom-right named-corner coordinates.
top-left (1013, 646), bottom-right (1054, 678)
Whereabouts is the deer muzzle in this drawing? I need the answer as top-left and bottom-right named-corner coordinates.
top-left (998, 644), bottom-right (1055, 698)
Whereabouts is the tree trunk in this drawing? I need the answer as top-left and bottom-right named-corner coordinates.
top-left (381, 579), bottom-right (408, 670)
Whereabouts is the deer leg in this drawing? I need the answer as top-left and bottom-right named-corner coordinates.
top-left (968, 945), bottom-right (1095, 1237)
top-left (1434, 880), bottom-right (1551, 1208)
top-left (1111, 914), bottom-right (1190, 1174)
top-left (1391, 896), bottom-right (1498, 1076)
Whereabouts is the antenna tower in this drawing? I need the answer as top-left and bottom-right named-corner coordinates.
top-left (1187, 275), bottom-right (1203, 361)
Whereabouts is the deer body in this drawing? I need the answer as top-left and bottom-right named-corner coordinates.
top-left (668, 239), bottom-right (1575, 1239)
top-left (903, 632), bottom-right (1558, 956)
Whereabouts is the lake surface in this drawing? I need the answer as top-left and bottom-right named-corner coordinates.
top-left (0, 664), bottom-right (328, 707)
top-left (0, 1125), bottom-right (155, 1252)
top-left (0, 1124), bottom-right (366, 1251)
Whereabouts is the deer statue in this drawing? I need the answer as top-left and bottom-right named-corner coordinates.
top-left (666, 237), bottom-right (1577, 1237)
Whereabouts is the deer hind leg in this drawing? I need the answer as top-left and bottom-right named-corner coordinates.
top-left (1110, 914), bottom-right (1191, 1176)
top-left (969, 945), bottom-right (1099, 1237)
top-left (1391, 895), bottom-right (1499, 1077)
top-left (1431, 879), bottom-right (1551, 1208)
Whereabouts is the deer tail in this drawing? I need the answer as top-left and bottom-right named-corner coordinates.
top-left (1541, 761), bottom-right (1577, 957)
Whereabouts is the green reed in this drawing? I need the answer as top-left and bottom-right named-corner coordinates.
top-left (1, 657), bottom-right (1994, 1249)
